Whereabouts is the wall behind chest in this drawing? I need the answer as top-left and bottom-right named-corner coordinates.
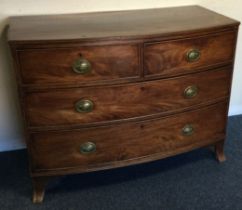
top-left (0, 0), bottom-right (241, 151)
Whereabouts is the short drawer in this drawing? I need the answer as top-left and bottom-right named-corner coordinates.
top-left (24, 67), bottom-right (231, 127)
top-left (30, 102), bottom-right (227, 172)
top-left (144, 31), bottom-right (236, 77)
top-left (18, 45), bottom-right (140, 85)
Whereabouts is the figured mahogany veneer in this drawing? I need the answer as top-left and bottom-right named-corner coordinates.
top-left (144, 31), bottom-right (236, 77)
top-left (8, 6), bottom-right (240, 203)
top-left (30, 102), bottom-right (227, 173)
top-left (18, 45), bottom-right (140, 85)
top-left (25, 67), bottom-right (231, 128)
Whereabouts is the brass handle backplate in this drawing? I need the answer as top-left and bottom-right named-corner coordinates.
top-left (75, 99), bottom-right (94, 113)
top-left (72, 58), bottom-right (91, 74)
top-left (184, 85), bottom-right (198, 98)
top-left (182, 124), bottom-right (194, 136)
top-left (186, 49), bottom-right (201, 62)
top-left (80, 142), bottom-right (96, 154)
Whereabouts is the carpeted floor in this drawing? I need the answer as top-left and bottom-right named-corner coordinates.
top-left (0, 115), bottom-right (242, 210)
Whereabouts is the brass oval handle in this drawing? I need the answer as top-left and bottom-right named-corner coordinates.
top-left (80, 142), bottom-right (96, 154)
top-left (182, 124), bottom-right (194, 136)
top-left (75, 99), bottom-right (94, 113)
top-left (184, 85), bottom-right (198, 98)
top-left (186, 49), bottom-right (201, 62)
top-left (72, 58), bottom-right (91, 74)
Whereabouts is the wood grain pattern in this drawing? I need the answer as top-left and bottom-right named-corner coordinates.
top-left (7, 6), bottom-right (240, 203)
top-left (18, 45), bottom-right (140, 85)
top-left (8, 6), bottom-right (239, 42)
top-left (144, 31), bottom-right (236, 77)
top-left (24, 67), bottom-right (231, 128)
top-left (30, 102), bottom-right (227, 172)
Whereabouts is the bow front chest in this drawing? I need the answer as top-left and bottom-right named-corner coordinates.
top-left (8, 6), bottom-right (240, 203)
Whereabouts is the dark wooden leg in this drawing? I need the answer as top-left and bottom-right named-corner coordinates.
top-left (215, 140), bottom-right (226, 163)
top-left (32, 177), bottom-right (49, 203)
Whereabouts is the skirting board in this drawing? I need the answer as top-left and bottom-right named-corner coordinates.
top-left (0, 138), bottom-right (25, 152)
top-left (228, 105), bottom-right (242, 116)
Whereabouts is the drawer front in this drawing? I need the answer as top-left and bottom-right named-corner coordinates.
top-left (18, 45), bottom-right (140, 85)
top-left (144, 31), bottom-right (236, 77)
top-left (30, 102), bottom-right (227, 171)
top-left (25, 67), bottom-right (231, 127)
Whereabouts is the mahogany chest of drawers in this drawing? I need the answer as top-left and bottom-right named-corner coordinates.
top-left (8, 6), bottom-right (240, 203)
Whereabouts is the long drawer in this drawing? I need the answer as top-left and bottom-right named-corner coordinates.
top-left (30, 102), bottom-right (227, 173)
top-left (24, 67), bottom-right (231, 127)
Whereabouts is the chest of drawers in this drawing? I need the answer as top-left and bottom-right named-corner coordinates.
top-left (8, 6), bottom-right (240, 203)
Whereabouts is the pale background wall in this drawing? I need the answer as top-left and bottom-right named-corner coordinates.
top-left (0, 0), bottom-right (241, 151)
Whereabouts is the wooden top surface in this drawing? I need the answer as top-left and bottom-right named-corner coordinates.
top-left (8, 6), bottom-right (240, 42)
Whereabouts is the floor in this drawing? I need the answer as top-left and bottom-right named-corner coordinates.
top-left (0, 115), bottom-right (242, 210)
